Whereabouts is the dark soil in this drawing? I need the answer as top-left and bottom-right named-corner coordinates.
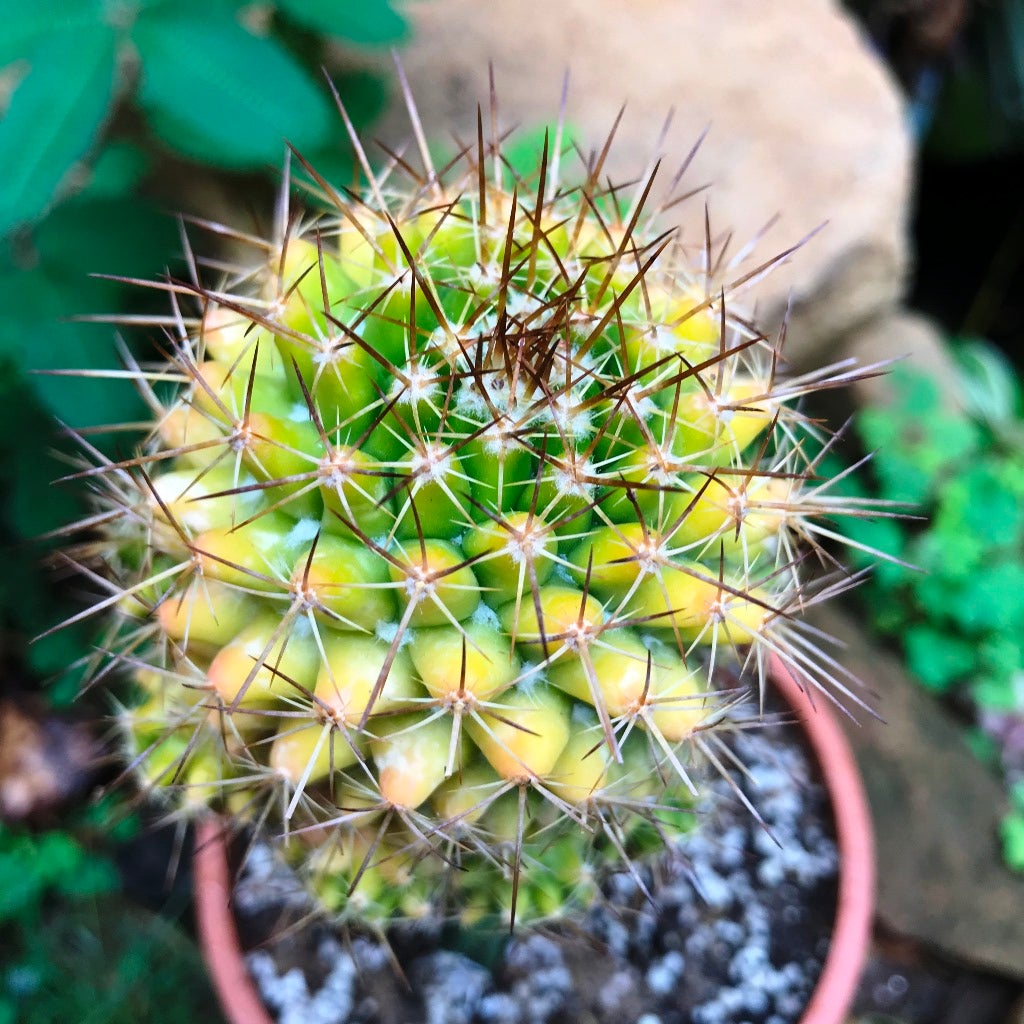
top-left (234, 717), bottom-right (838, 1024)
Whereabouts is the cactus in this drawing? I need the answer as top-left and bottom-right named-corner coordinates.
top-left (57, 85), bottom-right (886, 928)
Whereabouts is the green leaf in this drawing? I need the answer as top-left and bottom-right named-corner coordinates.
top-left (954, 337), bottom-right (1022, 424)
top-left (57, 855), bottom-right (118, 897)
top-left (870, 453), bottom-right (934, 506)
top-left (132, 5), bottom-right (336, 169)
top-left (330, 68), bottom-right (389, 130)
top-left (0, 195), bottom-right (178, 429)
top-left (292, 74), bottom-right (388, 199)
top-left (972, 673), bottom-right (1020, 713)
top-left (0, 830), bottom-right (47, 921)
top-left (501, 123), bottom-right (582, 185)
top-left (859, 370), bottom-right (982, 487)
top-left (77, 141), bottom-right (150, 199)
top-left (840, 515), bottom-right (906, 568)
top-left (979, 636), bottom-right (1022, 685)
top-left (913, 567), bottom-right (975, 624)
top-left (868, 589), bottom-right (910, 634)
top-left (275, 0), bottom-right (407, 45)
top-left (921, 413), bottom-right (982, 465)
top-left (874, 557), bottom-right (914, 591)
top-left (0, 23), bottom-right (118, 234)
top-left (904, 625), bottom-right (975, 692)
top-left (958, 562), bottom-right (1024, 634)
top-left (895, 368), bottom-right (942, 416)
top-left (31, 195), bottom-right (176, 284)
top-left (0, 360), bottom-right (91, 682)
top-left (1000, 811), bottom-right (1024, 873)
top-left (935, 463), bottom-right (1023, 549)
top-left (0, 194), bottom-right (177, 679)
top-left (0, 0), bottom-right (105, 67)
top-left (926, 65), bottom-right (1002, 161)
top-left (0, 268), bottom-right (140, 430)
top-left (34, 832), bottom-right (87, 887)
top-left (81, 797), bottom-right (139, 842)
top-left (910, 529), bottom-right (984, 583)
top-left (11, 898), bottom-right (217, 1024)
top-left (997, 455), bottom-right (1024, 502)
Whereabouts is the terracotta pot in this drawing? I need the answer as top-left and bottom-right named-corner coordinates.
top-left (194, 657), bottom-right (874, 1024)
top-left (195, 817), bottom-right (275, 1024)
top-left (768, 654), bottom-right (876, 1024)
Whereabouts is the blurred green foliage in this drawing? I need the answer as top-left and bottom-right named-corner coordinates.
top-left (843, 0), bottom-right (1024, 158)
top-left (0, 0), bottom-right (402, 682)
top-left (1003, 782), bottom-right (1024, 872)
top-left (830, 340), bottom-right (1024, 870)
top-left (0, 142), bottom-right (185, 690)
top-left (0, 814), bottom-right (220, 1023)
top-left (925, 0), bottom-right (1024, 160)
top-left (0, 0), bottom-right (403, 233)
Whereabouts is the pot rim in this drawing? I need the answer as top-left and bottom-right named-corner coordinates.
top-left (194, 658), bottom-right (875, 1024)
top-left (768, 654), bottom-right (876, 1024)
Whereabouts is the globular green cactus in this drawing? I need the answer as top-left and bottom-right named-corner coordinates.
top-left (60, 90), bottom-right (881, 926)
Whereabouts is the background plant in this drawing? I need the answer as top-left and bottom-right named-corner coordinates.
top-left (829, 342), bottom-right (1024, 871)
top-left (0, 0), bottom-right (403, 690)
top-left (0, 803), bottom-right (221, 1024)
top-left (841, 0), bottom-right (1024, 158)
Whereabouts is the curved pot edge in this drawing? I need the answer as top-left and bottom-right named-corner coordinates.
top-left (195, 817), bottom-right (276, 1024)
top-left (194, 660), bottom-right (876, 1024)
top-left (769, 653), bottom-right (876, 1024)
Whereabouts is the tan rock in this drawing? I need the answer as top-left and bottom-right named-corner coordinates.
top-left (811, 605), bottom-right (1024, 981)
top-left (839, 309), bottom-right (966, 411)
top-left (364, 0), bottom-right (913, 366)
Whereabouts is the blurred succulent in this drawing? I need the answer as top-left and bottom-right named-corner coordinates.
top-left (833, 340), bottom-right (1024, 872)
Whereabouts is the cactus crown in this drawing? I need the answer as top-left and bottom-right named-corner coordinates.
top-left (61, 85), bottom-right (880, 925)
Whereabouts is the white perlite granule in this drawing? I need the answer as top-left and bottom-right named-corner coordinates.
top-left (248, 938), bottom-right (356, 1024)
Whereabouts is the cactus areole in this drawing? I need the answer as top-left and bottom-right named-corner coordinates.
top-left (63, 89), bottom-right (883, 929)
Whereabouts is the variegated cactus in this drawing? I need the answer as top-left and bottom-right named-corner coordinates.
top-left (61, 87), bottom-right (881, 926)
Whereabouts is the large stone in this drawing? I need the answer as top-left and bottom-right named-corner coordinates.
top-left (810, 605), bottom-right (1024, 981)
top-left (362, 0), bottom-right (913, 366)
top-left (838, 309), bottom-right (966, 411)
